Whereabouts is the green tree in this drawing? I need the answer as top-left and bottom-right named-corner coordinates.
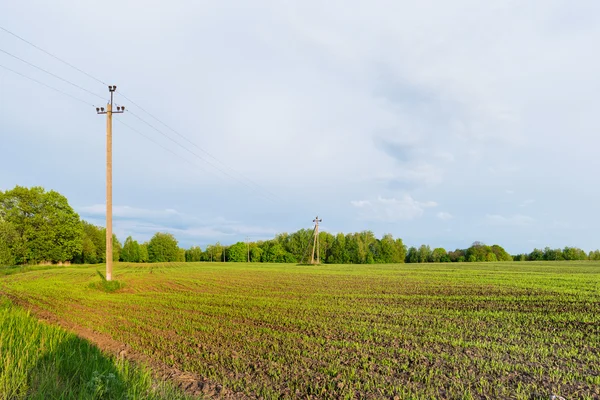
top-left (431, 247), bottom-right (447, 263)
top-left (250, 246), bottom-right (263, 262)
top-left (0, 220), bottom-right (17, 266)
top-left (121, 236), bottom-right (141, 262)
top-left (227, 242), bottom-right (247, 262)
top-left (490, 244), bottom-right (512, 261)
top-left (529, 248), bottom-right (544, 261)
top-left (0, 186), bottom-right (82, 264)
top-left (417, 245), bottom-right (432, 263)
top-left (406, 247), bottom-right (418, 263)
top-left (329, 233), bottom-right (347, 264)
top-left (147, 233), bottom-right (180, 262)
top-left (139, 243), bottom-right (149, 263)
top-left (185, 246), bottom-right (202, 262)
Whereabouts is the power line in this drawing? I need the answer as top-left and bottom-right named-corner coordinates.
top-left (0, 63), bottom-right (95, 107)
top-left (0, 25), bottom-right (108, 86)
top-left (0, 25), bottom-right (282, 203)
top-left (0, 47), bottom-right (106, 101)
top-left (115, 118), bottom-right (214, 176)
top-left (126, 110), bottom-right (278, 203)
top-left (119, 92), bottom-right (283, 202)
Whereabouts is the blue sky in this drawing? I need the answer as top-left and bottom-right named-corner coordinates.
top-left (1, 1), bottom-right (600, 253)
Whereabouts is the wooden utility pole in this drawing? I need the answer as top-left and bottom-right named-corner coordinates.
top-left (246, 237), bottom-right (250, 262)
top-left (96, 86), bottom-right (124, 281)
top-left (310, 216), bottom-right (322, 265)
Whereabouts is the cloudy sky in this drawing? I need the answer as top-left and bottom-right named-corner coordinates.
top-left (1, 1), bottom-right (600, 253)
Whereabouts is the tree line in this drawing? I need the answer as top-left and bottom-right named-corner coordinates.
top-left (1, 186), bottom-right (599, 266)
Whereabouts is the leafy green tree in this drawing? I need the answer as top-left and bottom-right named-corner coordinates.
top-left (227, 242), bottom-right (247, 262)
top-left (417, 245), bottom-right (432, 263)
top-left (139, 243), bottom-right (149, 263)
top-left (562, 246), bottom-right (587, 261)
top-left (0, 220), bottom-right (17, 266)
top-left (529, 248), bottom-right (544, 261)
top-left (431, 248), bottom-right (447, 263)
top-left (147, 233), bottom-right (180, 262)
top-left (76, 221), bottom-right (104, 264)
top-left (406, 247), bottom-right (418, 263)
top-left (329, 233), bottom-right (347, 264)
top-left (250, 246), bottom-right (263, 262)
top-left (185, 246), bottom-right (202, 262)
top-left (490, 245), bottom-right (512, 261)
top-left (121, 236), bottom-right (141, 262)
top-left (177, 248), bottom-right (186, 262)
top-left (0, 186), bottom-right (82, 263)
top-left (588, 250), bottom-right (600, 260)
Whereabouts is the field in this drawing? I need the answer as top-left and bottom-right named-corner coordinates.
top-left (1, 262), bottom-right (599, 399)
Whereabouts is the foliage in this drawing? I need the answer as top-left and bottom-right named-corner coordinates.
top-left (121, 236), bottom-right (141, 263)
top-left (0, 186), bottom-right (82, 263)
top-left (147, 233), bottom-right (180, 263)
top-left (0, 220), bottom-right (18, 266)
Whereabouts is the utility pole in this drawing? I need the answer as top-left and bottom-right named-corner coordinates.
top-left (311, 216), bottom-right (322, 265)
top-left (96, 85), bottom-right (124, 281)
top-left (246, 237), bottom-right (250, 262)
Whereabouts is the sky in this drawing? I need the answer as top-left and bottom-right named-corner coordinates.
top-left (1, 0), bottom-right (600, 253)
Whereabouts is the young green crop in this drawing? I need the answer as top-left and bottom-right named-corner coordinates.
top-left (1, 261), bottom-right (599, 399)
top-left (0, 298), bottom-right (188, 400)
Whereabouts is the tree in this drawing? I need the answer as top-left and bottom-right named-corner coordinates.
top-left (227, 242), bottom-right (247, 262)
top-left (0, 220), bottom-right (17, 266)
top-left (76, 221), bottom-right (104, 264)
top-left (490, 245), bottom-right (512, 261)
top-left (529, 248), bottom-right (544, 261)
top-left (147, 232), bottom-right (180, 262)
top-left (417, 245), bottom-right (432, 263)
top-left (329, 233), bottom-right (347, 264)
top-left (406, 247), bottom-right (418, 263)
top-left (185, 246), bottom-right (202, 262)
top-left (562, 246), bottom-right (587, 261)
top-left (378, 234), bottom-right (399, 263)
top-left (0, 186), bottom-right (82, 264)
top-left (431, 248), bottom-right (447, 263)
top-left (139, 243), bottom-right (149, 263)
top-left (121, 236), bottom-right (141, 262)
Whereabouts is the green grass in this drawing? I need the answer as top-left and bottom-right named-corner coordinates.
top-left (1, 261), bottom-right (599, 399)
top-left (0, 298), bottom-right (188, 399)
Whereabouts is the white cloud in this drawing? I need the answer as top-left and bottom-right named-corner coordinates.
top-left (350, 200), bottom-right (371, 208)
top-left (437, 211), bottom-right (454, 220)
top-left (351, 195), bottom-right (437, 221)
top-left (78, 204), bottom-right (181, 219)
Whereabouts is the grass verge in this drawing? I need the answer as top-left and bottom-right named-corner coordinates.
top-left (0, 298), bottom-right (188, 400)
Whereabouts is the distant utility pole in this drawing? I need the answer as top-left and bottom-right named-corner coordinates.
top-left (223, 245), bottom-right (226, 262)
top-left (96, 85), bottom-right (124, 281)
top-left (311, 216), bottom-right (322, 265)
top-left (246, 237), bottom-right (250, 262)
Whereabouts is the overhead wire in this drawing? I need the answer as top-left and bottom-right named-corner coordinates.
top-left (0, 63), bottom-right (96, 107)
top-left (0, 25), bottom-right (108, 86)
top-left (0, 25), bottom-right (282, 203)
top-left (126, 110), bottom-right (277, 203)
top-left (114, 118), bottom-right (214, 176)
top-left (118, 92), bottom-right (283, 202)
top-left (0, 47), bottom-right (106, 101)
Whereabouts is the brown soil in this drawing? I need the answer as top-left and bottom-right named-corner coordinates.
top-left (3, 292), bottom-right (251, 399)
